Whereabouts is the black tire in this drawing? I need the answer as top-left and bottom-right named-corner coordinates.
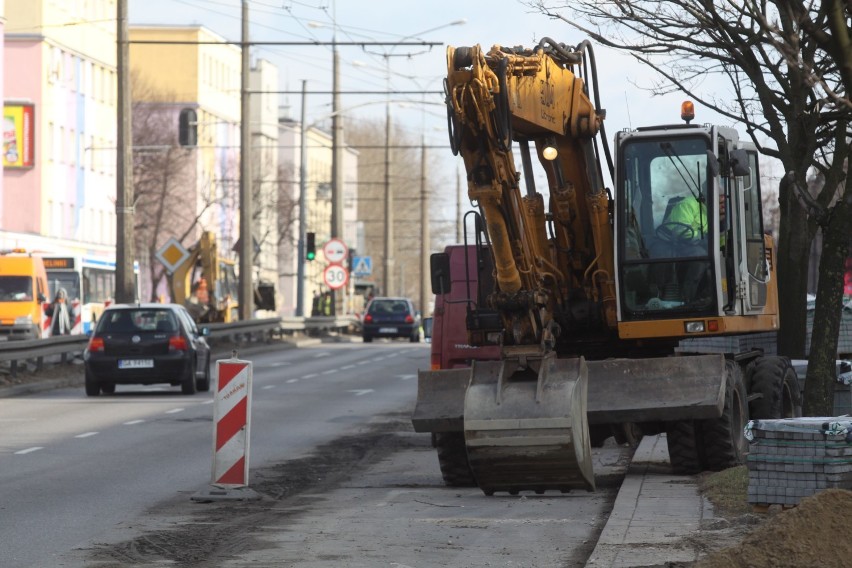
top-left (747, 356), bottom-right (803, 419)
top-left (85, 370), bottom-right (101, 397)
top-left (363, 335), bottom-right (373, 343)
top-left (666, 420), bottom-right (704, 475)
top-left (700, 359), bottom-right (748, 471)
top-left (435, 432), bottom-right (476, 487)
top-left (410, 331), bottom-right (420, 343)
top-left (181, 360), bottom-right (197, 395)
top-left (196, 354), bottom-right (211, 392)
top-left (100, 382), bottom-right (116, 395)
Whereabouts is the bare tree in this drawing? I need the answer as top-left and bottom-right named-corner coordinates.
top-left (131, 73), bottom-right (220, 301)
top-left (274, 161), bottom-right (299, 253)
top-left (347, 117), bottom-right (444, 302)
top-left (530, 0), bottom-right (852, 415)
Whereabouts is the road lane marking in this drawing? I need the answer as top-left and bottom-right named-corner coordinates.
top-left (303, 373), bottom-right (318, 379)
top-left (124, 420), bottom-right (145, 425)
top-left (341, 364), bottom-right (355, 370)
top-left (356, 360), bottom-right (370, 365)
top-left (75, 432), bottom-right (99, 438)
top-left (201, 400), bottom-right (214, 405)
top-left (267, 362), bottom-right (289, 367)
top-left (286, 379), bottom-right (298, 383)
top-left (321, 369), bottom-right (337, 375)
top-left (262, 385), bottom-right (275, 390)
top-left (15, 447), bottom-right (43, 455)
top-left (165, 408), bottom-right (184, 414)
top-left (312, 352), bottom-right (330, 358)
top-left (398, 374), bottom-right (416, 381)
top-left (348, 389), bottom-right (374, 396)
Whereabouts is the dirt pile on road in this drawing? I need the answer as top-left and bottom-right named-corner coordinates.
top-left (695, 488), bottom-right (852, 568)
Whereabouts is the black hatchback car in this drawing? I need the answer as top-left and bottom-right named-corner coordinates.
top-left (84, 304), bottom-right (211, 396)
top-left (362, 297), bottom-right (421, 343)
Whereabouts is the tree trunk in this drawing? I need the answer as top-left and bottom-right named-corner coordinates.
top-left (776, 173), bottom-right (815, 358)
top-left (802, 198), bottom-right (852, 416)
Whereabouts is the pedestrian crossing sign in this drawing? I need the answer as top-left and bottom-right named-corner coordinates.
top-left (352, 256), bottom-right (372, 277)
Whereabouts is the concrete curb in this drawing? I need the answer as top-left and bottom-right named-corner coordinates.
top-left (586, 434), bottom-right (715, 568)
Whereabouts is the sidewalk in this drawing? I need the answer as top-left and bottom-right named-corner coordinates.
top-left (586, 434), bottom-right (716, 567)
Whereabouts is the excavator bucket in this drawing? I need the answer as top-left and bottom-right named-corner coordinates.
top-left (411, 368), bottom-right (471, 433)
top-left (463, 355), bottom-right (594, 495)
top-left (585, 354), bottom-right (727, 425)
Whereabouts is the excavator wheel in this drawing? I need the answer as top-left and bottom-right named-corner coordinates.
top-left (666, 420), bottom-right (704, 475)
top-left (434, 432), bottom-right (476, 487)
top-left (747, 356), bottom-right (803, 419)
top-left (700, 360), bottom-right (748, 471)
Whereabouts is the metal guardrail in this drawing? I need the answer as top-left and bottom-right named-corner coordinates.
top-left (0, 315), bottom-right (359, 378)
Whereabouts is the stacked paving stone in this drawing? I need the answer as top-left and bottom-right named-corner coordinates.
top-left (745, 417), bottom-right (852, 507)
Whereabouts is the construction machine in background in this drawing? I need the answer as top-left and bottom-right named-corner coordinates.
top-left (170, 231), bottom-right (240, 324)
top-left (412, 39), bottom-right (802, 495)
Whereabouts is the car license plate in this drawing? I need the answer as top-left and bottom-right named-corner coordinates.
top-left (379, 327), bottom-right (398, 333)
top-left (118, 359), bottom-right (154, 369)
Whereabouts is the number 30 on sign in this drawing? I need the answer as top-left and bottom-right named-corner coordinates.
top-left (323, 264), bottom-right (349, 290)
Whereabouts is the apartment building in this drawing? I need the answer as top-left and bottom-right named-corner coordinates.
top-left (2, 0), bottom-right (118, 257)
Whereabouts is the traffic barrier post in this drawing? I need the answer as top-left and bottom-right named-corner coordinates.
top-left (192, 352), bottom-right (260, 501)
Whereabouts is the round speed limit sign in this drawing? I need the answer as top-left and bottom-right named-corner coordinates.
top-left (323, 264), bottom-right (349, 290)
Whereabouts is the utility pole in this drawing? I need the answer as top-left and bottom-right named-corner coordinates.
top-left (330, 22), bottom-right (343, 315)
top-left (296, 80), bottom-right (308, 317)
top-left (419, 139), bottom-right (430, 316)
top-left (239, 0), bottom-right (253, 321)
top-left (382, 100), bottom-right (393, 297)
top-left (115, 0), bottom-right (135, 303)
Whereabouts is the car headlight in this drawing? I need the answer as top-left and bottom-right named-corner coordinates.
top-left (15, 315), bottom-right (33, 325)
top-left (684, 321), bottom-right (705, 333)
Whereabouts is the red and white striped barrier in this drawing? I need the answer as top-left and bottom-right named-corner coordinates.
top-left (212, 358), bottom-right (253, 486)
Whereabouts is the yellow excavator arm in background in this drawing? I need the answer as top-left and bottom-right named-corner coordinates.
top-left (169, 231), bottom-right (238, 323)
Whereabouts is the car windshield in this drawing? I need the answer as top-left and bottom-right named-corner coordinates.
top-left (98, 309), bottom-right (178, 333)
top-left (368, 300), bottom-right (410, 315)
top-left (0, 276), bottom-right (33, 302)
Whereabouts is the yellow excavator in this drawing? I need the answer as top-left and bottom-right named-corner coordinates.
top-left (412, 39), bottom-right (801, 495)
top-left (170, 231), bottom-right (239, 323)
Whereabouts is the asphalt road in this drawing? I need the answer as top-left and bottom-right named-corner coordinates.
top-left (0, 340), bottom-right (629, 567)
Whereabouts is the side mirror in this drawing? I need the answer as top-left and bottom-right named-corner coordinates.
top-left (423, 316), bottom-right (433, 340)
top-left (200, 326), bottom-right (210, 337)
top-left (729, 149), bottom-right (750, 177)
top-left (38, 293), bottom-right (46, 303)
top-left (430, 252), bottom-right (452, 295)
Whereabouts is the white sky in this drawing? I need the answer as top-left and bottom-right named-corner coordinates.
top-left (129, 0), bottom-right (748, 236)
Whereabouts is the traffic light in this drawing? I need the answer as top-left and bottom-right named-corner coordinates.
top-left (178, 108), bottom-right (197, 146)
top-left (305, 232), bottom-right (316, 261)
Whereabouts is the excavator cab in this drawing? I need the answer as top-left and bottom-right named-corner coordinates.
top-left (615, 125), bottom-right (771, 326)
